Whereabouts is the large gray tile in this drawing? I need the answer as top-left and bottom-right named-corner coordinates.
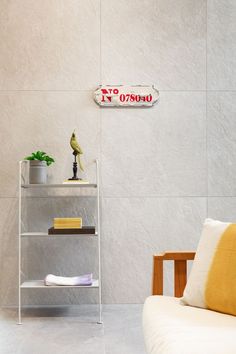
top-left (0, 0), bottom-right (100, 90)
top-left (208, 197), bottom-right (236, 222)
top-left (101, 0), bottom-right (206, 90)
top-left (101, 91), bottom-right (206, 197)
top-left (1, 194), bottom-right (206, 306)
top-left (0, 307), bottom-right (105, 354)
top-left (207, 0), bottom-right (236, 90)
top-left (0, 198), bottom-right (18, 306)
top-left (208, 92), bottom-right (236, 196)
top-left (101, 197), bottom-right (206, 302)
top-left (0, 305), bottom-right (145, 354)
top-left (103, 305), bottom-right (145, 354)
top-left (0, 91), bottom-right (100, 197)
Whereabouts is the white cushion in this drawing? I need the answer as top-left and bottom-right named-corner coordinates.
top-left (181, 218), bottom-right (230, 309)
top-left (143, 296), bottom-right (236, 354)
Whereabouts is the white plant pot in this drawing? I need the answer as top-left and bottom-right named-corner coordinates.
top-left (29, 160), bottom-right (47, 184)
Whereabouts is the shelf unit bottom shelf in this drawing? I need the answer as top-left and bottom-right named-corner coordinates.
top-left (21, 280), bottom-right (99, 288)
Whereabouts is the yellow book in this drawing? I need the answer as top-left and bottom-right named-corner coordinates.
top-left (54, 218), bottom-right (82, 229)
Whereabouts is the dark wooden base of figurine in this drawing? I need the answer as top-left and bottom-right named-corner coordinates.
top-left (69, 152), bottom-right (81, 180)
top-left (68, 177), bottom-right (82, 181)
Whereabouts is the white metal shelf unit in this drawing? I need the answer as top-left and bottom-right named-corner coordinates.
top-left (18, 160), bottom-right (102, 324)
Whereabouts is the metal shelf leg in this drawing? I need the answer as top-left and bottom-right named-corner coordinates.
top-left (18, 161), bottom-right (22, 324)
top-left (96, 160), bottom-right (102, 324)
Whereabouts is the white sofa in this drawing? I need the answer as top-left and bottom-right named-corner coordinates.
top-left (143, 295), bottom-right (236, 354)
top-left (143, 252), bottom-right (236, 354)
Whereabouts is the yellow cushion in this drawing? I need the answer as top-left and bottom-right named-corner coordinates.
top-left (205, 224), bottom-right (236, 316)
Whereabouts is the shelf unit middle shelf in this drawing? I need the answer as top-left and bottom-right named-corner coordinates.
top-left (21, 232), bottom-right (98, 237)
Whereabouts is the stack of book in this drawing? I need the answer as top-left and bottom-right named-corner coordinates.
top-left (48, 217), bottom-right (96, 235)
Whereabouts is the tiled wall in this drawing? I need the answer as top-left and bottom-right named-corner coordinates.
top-left (0, 0), bottom-right (235, 305)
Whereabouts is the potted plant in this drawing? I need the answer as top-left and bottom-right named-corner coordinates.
top-left (24, 151), bottom-right (55, 184)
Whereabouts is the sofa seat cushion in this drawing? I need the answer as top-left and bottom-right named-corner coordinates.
top-left (143, 296), bottom-right (236, 354)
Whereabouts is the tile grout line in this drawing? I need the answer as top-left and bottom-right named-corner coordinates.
top-left (0, 89), bottom-right (236, 93)
top-left (99, 0), bottom-right (104, 234)
top-left (99, 0), bottom-right (102, 86)
top-left (99, 1), bottom-right (105, 338)
top-left (101, 196), bottom-right (236, 199)
top-left (0, 89), bottom-right (94, 92)
top-left (2, 195), bottom-right (236, 199)
top-left (206, 0), bottom-right (209, 218)
top-left (99, 0), bottom-right (102, 164)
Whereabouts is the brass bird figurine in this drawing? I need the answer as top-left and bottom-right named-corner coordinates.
top-left (70, 130), bottom-right (84, 171)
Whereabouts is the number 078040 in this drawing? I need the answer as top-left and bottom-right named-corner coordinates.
top-left (119, 93), bottom-right (152, 103)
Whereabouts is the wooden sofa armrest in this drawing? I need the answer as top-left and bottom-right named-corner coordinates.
top-left (152, 251), bottom-right (196, 297)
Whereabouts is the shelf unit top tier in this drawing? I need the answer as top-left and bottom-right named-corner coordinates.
top-left (21, 183), bottom-right (97, 189)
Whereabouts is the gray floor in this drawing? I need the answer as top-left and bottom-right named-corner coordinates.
top-left (0, 305), bottom-right (146, 354)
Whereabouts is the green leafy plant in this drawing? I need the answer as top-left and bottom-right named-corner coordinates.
top-left (24, 151), bottom-right (55, 166)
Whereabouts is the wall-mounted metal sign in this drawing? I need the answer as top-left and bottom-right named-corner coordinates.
top-left (94, 85), bottom-right (159, 107)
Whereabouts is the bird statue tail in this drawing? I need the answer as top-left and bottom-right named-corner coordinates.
top-left (78, 155), bottom-right (84, 172)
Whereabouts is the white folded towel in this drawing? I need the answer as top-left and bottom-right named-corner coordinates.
top-left (44, 273), bottom-right (93, 286)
